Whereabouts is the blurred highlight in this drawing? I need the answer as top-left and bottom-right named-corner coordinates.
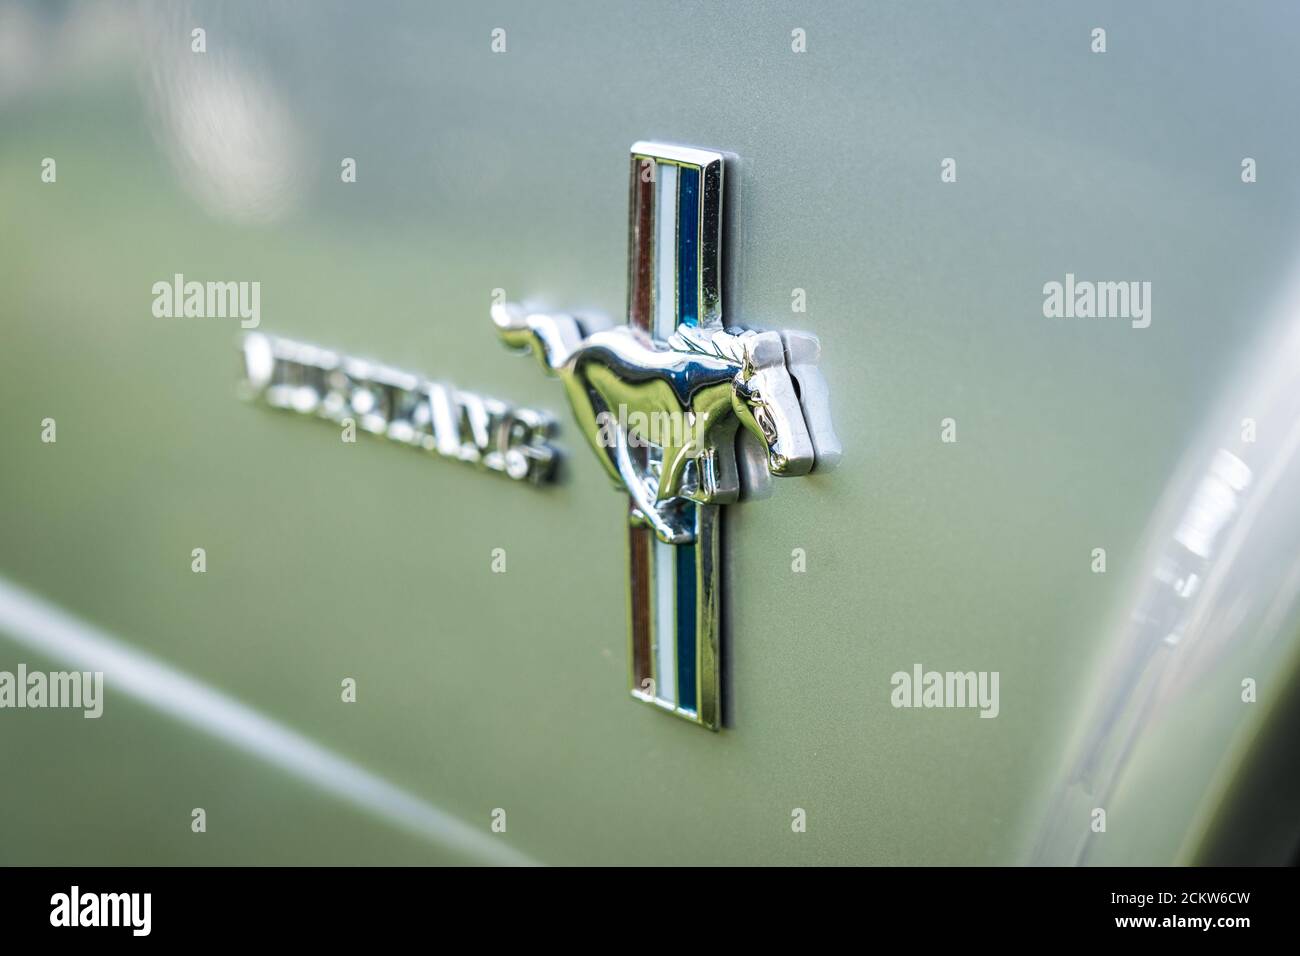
top-left (0, 576), bottom-right (537, 867)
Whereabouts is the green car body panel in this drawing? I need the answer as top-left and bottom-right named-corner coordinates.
top-left (3, 0), bottom-right (1300, 865)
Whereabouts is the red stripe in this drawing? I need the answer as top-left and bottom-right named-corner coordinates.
top-left (628, 156), bottom-right (655, 332)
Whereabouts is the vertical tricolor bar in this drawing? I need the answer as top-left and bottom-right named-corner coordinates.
top-left (625, 142), bottom-right (725, 729)
top-left (627, 142), bottom-right (724, 334)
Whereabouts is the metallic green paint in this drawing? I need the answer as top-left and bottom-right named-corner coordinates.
top-left (3, 0), bottom-right (1300, 865)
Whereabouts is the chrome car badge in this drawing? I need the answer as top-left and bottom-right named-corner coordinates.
top-left (240, 332), bottom-right (558, 483)
top-left (494, 142), bottom-right (839, 730)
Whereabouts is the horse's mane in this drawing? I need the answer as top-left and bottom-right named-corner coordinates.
top-left (667, 326), bottom-right (755, 368)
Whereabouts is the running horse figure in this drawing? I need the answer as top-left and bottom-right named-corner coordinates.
top-left (492, 301), bottom-right (829, 544)
top-left (488, 141), bottom-right (839, 731)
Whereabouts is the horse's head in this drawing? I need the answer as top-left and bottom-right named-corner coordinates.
top-left (729, 331), bottom-right (815, 477)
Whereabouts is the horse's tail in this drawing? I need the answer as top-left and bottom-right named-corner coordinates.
top-left (492, 302), bottom-right (585, 374)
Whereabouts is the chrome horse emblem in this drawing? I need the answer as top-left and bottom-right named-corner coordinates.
top-left (493, 310), bottom-right (825, 542)
top-left (495, 142), bottom-right (838, 729)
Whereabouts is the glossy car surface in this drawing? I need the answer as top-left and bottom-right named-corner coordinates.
top-left (3, 1), bottom-right (1300, 865)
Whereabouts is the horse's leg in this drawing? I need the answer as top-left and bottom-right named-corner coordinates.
top-left (559, 374), bottom-right (628, 490)
top-left (615, 430), bottom-right (694, 544)
top-left (689, 383), bottom-right (741, 503)
top-left (656, 439), bottom-right (690, 502)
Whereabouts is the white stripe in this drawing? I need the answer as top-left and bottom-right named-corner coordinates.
top-left (653, 537), bottom-right (676, 705)
top-left (654, 162), bottom-right (678, 339)
top-left (0, 576), bottom-right (537, 866)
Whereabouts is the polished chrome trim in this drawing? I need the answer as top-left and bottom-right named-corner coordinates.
top-left (242, 333), bottom-right (558, 484)
top-left (495, 142), bottom-right (837, 732)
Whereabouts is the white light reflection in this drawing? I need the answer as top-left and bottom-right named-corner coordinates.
top-left (0, 575), bottom-right (537, 866)
top-left (142, 3), bottom-right (308, 224)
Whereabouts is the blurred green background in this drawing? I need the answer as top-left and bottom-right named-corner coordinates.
top-left (4, 0), bottom-right (1300, 865)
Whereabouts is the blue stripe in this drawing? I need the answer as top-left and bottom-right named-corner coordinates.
top-left (675, 512), bottom-right (697, 713)
top-left (677, 166), bottom-right (699, 327)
